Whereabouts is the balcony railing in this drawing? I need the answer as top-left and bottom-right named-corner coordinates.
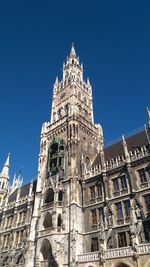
top-left (78, 251), bottom-right (99, 262)
top-left (77, 243), bottom-right (150, 262)
top-left (40, 260), bottom-right (49, 267)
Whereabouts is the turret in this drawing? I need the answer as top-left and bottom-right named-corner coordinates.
top-left (0, 154), bottom-right (10, 205)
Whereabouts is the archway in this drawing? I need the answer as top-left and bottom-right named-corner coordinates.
top-left (116, 263), bottom-right (130, 267)
top-left (40, 239), bottom-right (52, 262)
top-left (40, 239), bottom-right (58, 267)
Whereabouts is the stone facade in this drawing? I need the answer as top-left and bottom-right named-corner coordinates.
top-left (0, 45), bottom-right (150, 267)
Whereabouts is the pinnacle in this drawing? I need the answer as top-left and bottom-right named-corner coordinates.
top-left (147, 107), bottom-right (150, 120)
top-left (70, 43), bottom-right (76, 57)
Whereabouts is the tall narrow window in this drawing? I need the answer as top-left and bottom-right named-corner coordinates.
top-left (118, 232), bottom-right (127, 247)
top-left (120, 175), bottom-right (127, 189)
top-left (91, 237), bottom-right (99, 252)
top-left (97, 183), bottom-right (102, 197)
top-left (91, 209), bottom-right (97, 225)
top-left (116, 202), bottom-right (123, 220)
top-left (145, 195), bottom-right (150, 213)
top-left (90, 186), bottom-right (95, 199)
top-left (57, 214), bottom-right (62, 227)
top-left (138, 168), bottom-right (147, 183)
top-left (58, 190), bottom-right (63, 202)
top-left (124, 200), bottom-right (130, 217)
top-left (113, 178), bottom-right (119, 192)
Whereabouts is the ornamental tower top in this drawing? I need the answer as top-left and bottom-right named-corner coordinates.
top-left (50, 44), bottom-right (94, 125)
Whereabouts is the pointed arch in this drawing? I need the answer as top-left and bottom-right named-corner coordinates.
top-left (115, 263), bottom-right (132, 267)
top-left (40, 238), bottom-right (52, 261)
top-left (43, 212), bottom-right (52, 229)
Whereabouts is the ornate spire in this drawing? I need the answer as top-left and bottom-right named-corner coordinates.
top-left (70, 43), bottom-right (76, 57)
top-left (1, 153), bottom-right (10, 178)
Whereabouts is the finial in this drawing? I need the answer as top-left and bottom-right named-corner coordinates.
top-left (55, 76), bottom-right (58, 84)
top-left (4, 153), bottom-right (10, 167)
top-left (122, 135), bottom-right (125, 143)
top-left (70, 43), bottom-right (76, 57)
top-left (87, 77), bottom-right (91, 86)
top-left (147, 107), bottom-right (150, 121)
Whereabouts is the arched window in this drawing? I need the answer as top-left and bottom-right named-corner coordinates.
top-left (85, 156), bottom-right (91, 170)
top-left (43, 212), bottom-right (52, 229)
top-left (58, 190), bottom-right (63, 202)
top-left (45, 189), bottom-right (54, 204)
top-left (40, 239), bottom-right (52, 261)
top-left (57, 214), bottom-right (62, 227)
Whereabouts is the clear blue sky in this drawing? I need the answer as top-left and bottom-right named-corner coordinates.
top-left (0, 1), bottom-right (150, 184)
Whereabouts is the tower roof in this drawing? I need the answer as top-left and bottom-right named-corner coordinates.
top-left (1, 153), bottom-right (10, 178)
top-left (70, 43), bottom-right (76, 57)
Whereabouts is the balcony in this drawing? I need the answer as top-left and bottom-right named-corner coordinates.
top-left (77, 243), bottom-right (150, 262)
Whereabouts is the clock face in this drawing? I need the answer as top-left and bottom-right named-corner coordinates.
top-left (60, 92), bottom-right (66, 100)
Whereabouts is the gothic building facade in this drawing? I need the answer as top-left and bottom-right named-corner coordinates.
top-left (0, 45), bottom-right (150, 267)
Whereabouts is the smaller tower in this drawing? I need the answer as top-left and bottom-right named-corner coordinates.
top-left (0, 153), bottom-right (10, 205)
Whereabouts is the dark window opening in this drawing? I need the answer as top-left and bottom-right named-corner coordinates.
top-left (97, 184), bottom-right (102, 197)
top-left (43, 213), bottom-right (52, 229)
top-left (91, 237), bottom-right (99, 252)
top-left (113, 178), bottom-right (119, 192)
top-left (124, 200), bottom-right (130, 217)
top-left (145, 194), bottom-right (150, 212)
top-left (120, 175), bottom-right (127, 189)
top-left (45, 189), bottom-right (54, 204)
top-left (138, 168), bottom-right (147, 183)
top-left (116, 202), bottom-right (123, 220)
top-left (90, 186), bottom-right (95, 199)
top-left (57, 214), bottom-right (62, 227)
top-left (118, 232), bottom-right (127, 247)
top-left (91, 209), bottom-right (97, 225)
top-left (58, 191), bottom-right (63, 202)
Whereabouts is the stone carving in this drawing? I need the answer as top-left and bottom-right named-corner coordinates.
top-left (130, 199), bottom-right (145, 247)
top-left (72, 230), bottom-right (77, 262)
